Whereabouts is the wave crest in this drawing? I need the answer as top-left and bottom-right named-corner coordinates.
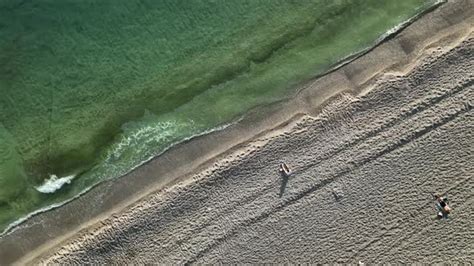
top-left (35, 174), bottom-right (76, 194)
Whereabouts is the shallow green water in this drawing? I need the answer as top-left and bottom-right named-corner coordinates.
top-left (0, 0), bottom-right (435, 232)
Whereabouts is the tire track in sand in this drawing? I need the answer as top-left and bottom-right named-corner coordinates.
top-left (157, 77), bottom-right (473, 260)
top-left (156, 40), bottom-right (474, 258)
top-left (184, 87), bottom-right (473, 264)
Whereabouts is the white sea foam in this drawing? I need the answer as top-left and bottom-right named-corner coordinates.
top-left (35, 174), bottom-right (76, 194)
top-left (376, 0), bottom-right (445, 43)
top-left (106, 117), bottom-right (237, 175)
top-left (0, 185), bottom-right (92, 236)
top-left (299, 0), bottom-right (445, 94)
top-left (108, 120), bottom-right (184, 161)
top-left (1, 119), bottom-right (239, 237)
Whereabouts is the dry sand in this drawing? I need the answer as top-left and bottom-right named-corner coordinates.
top-left (1, 0), bottom-right (473, 264)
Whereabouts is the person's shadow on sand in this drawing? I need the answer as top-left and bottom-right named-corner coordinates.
top-left (279, 172), bottom-right (289, 198)
top-left (278, 163), bottom-right (292, 197)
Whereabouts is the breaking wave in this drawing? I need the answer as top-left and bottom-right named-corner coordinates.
top-left (35, 174), bottom-right (76, 194)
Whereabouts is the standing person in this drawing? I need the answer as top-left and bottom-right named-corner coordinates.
top-left (279, 162), bottom-right (292, 177)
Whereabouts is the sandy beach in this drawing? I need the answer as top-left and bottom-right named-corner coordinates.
top-left (1, 0), bottom-right (473, 264)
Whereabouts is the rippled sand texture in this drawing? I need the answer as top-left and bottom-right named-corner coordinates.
top-left (34, 21), bottom-right (474, 265)
top-left (0, 0), bottom-right (435, 231)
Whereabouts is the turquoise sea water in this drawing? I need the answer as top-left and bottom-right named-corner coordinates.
top-left (0, 0), bottom-right (436, 232)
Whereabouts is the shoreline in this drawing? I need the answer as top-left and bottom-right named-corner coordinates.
top-left (37, 20), bottom-right (474, 264)
top-left (0, 0), bottom-right (439, 238)
top-left (0, 0), bottom-right (472, 264)
top-left (0, 0), bottom-right (443, 238)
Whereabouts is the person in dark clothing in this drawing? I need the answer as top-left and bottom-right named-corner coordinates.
top-left (434, 194), bottom-right (451, 218)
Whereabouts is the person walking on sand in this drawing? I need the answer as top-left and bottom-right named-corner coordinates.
top-left (433, 194), bottom-right (451, 218)
top-left (279, 162), bottom-right (292, 177)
